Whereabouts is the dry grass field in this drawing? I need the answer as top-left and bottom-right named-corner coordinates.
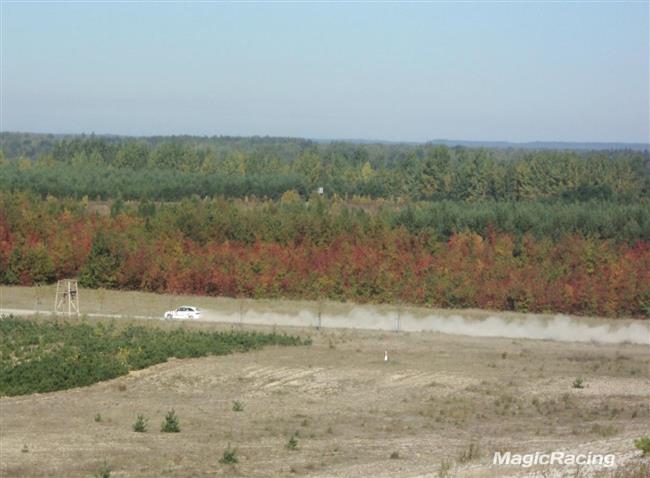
top-left (1, 287), bottom-right (649, 477)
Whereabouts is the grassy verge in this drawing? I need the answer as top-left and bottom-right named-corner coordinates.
top-left (0, 315), bottom-right (310, 396)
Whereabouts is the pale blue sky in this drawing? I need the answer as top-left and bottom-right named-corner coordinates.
top-left (1, 2), bottom-right (648, 142)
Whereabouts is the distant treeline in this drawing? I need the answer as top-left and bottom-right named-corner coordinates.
top-left (1, 133), bottom-right (648, 201)
top-left (1, 194), bottom-right (648, 317)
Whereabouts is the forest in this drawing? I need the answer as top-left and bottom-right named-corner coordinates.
top-left (1, 193), bottom-right (648, 318)
top-left (1, 133), bottom-right (648, 318)
top-left (1, 132), bottom-right (648, 201)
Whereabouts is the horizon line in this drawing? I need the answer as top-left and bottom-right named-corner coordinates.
top-left (2, 130), bottom-right (649, 147)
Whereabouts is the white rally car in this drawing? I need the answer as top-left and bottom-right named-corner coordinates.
top-left (164, 306), bottom-right (202, 320)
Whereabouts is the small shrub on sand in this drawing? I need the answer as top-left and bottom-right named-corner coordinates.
top-left (635, 436), bottom-right (650, 456)
top-left (133, 414), bottom-right (147, 433)
top-left (286, 433), bottom-right (299, 450)
top-left (219, 444), bottom-right (239, 464)
top-left (161, 409), bottom-right (180, 433)
top-left (458, 441), bottom-right (480, 463)
top-left (95, 460), bottom-right (111, 478)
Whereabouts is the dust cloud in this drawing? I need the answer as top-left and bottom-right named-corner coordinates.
top-left (200, 307), bottom-right (650, 345)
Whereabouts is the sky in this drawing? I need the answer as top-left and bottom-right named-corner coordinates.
top-left (1, 2), bottom-right (649, 143)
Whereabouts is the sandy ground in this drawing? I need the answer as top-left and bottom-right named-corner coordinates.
top-left (1, 286), bottom-right (648, 345)
top-left (1, 311), bottom-right (649, 478)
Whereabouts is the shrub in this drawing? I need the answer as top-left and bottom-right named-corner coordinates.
top-left (390, 451), bottom-right (400, 459)
top-left (458, 441), bottom-right (480, 463)
top-left (95, 461), bottom-right (111, 478)
top-left (161, 409), bottom-right (180, 433)
top-left (94, 413), bottom-right (102, 422)
top-left (635, 436), bottom-right (650, 456)
top-left (232, 401), bottom-right (244, 412)
top-left (133, 414), bottom-right (147, 433)
top-left (219, 444), bottom-right (239, 464)
top-left (286, 433), bottom-right (298, 450)
top-left (572, 377), bottom-right (584, 389)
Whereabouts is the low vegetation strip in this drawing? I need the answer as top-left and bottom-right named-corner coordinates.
top-left (0, 316), bottom-right (310, 396)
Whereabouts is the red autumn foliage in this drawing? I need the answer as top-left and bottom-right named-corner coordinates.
top-left (1, 199), bottom-right (648, 318)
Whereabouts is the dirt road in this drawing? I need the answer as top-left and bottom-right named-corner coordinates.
top-left (2, 284), bottom-right (649, 345)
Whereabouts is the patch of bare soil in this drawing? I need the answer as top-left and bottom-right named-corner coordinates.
top-left (1, 323), bottom-right (649, 477)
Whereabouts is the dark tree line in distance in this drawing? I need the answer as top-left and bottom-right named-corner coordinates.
top-left (1, 133), bottom-right (648, 202)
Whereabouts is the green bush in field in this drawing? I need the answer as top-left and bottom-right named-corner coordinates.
top-left (133, 414), bottom-right (147, 433)
top-left (0, 316), bottom-right (310, 396)
top-left (161, 409), bottom-right (180, 433)
top-left (635, 436), bottom-right (650, 456)
top-left (219, 444), bottom-right (239, 464)
top-left (286, 433), bottom-right (299, 450)
top-left (95, 461), bottom-right (111, 478)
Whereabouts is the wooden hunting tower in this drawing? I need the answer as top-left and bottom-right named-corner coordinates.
top-left (54, 279), bottom-right (79, 317)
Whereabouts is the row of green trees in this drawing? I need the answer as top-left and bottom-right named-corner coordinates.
top-left (0, 163), bottom-right (309, 200)
top-left (2, 193), bottom-right (648, 251)
top-left (127, 196), bottom-right (650, 244)
top-left (1, 133), bottom-right (648, 201)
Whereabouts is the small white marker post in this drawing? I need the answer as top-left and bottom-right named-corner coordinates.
top-left (384, 350), bottom-right (389, 363)
top-left (395, 306), bottom-right (401, 333)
